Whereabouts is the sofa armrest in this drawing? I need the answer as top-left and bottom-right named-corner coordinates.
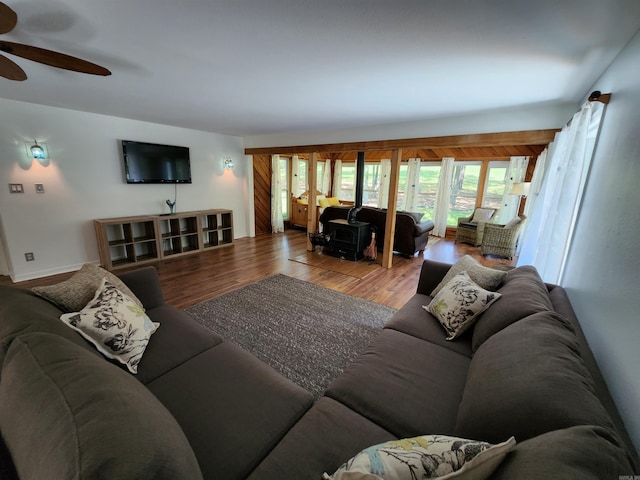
top-left (413, 220), bottom-right (435, 237)
top-left (117, 266), bottom-right (165, 310)
top-left (416, 260), bottom-right (452, 296)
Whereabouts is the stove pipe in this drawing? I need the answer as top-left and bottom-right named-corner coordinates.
top-left (348, 151), bottom-right (365, 223)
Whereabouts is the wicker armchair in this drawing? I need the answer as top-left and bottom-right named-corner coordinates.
top-left (481, 215), bottom-right (527, 259)
top-left (455, 207), bottom-right (499, 246)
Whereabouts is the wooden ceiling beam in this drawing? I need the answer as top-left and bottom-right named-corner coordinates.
top-left (244, 129), bottom-right (558, 156)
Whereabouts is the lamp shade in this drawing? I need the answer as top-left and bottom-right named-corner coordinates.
top-left (30, 141), bottom-right (46, 159)
top-left (509, 182), bottom-right (531, 196)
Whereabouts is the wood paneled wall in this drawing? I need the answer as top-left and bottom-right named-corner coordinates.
top-left (253, 155), bottom-right (272, 235)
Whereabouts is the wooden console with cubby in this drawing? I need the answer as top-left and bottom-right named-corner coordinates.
top-left (94, 209), bottom-right (233, 271)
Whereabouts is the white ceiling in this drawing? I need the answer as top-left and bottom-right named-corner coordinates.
top-left (1, 0), bottom-right (639, 138)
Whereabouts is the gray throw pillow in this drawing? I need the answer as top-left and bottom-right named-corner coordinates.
top-left (32, 263), bottom-right (143, 312)
top-left (0, 332), bottom-right (203, 480)
top-left (430, 255), bottom-right (507, 297)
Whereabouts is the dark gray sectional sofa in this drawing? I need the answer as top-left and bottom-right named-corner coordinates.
top-left (0, 260), bottom-right (638, 479)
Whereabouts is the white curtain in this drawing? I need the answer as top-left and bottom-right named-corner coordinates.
top-left (523, 148), bottom-right (548, 218)
top-left (403, 158), bottom-right (421, 211)
top-left (499, 156), bottom-right (529, 223)
top-left (291, 155), bottom-right (300, 198)
top-left (321, 159), bottom-right (331, 195)
top-left (517, 101), bottom-right (605, 283)
top-left (432, 157), bottom-right (455, 237)
top-left (377, 159), bottom-right (391, 208)
top-left (333, 159), bottom-right (342, 198)
top-left (270, 155), bottom-right (284, 233)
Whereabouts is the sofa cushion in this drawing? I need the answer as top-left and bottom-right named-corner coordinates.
top-left (327, 435), bottom-right (515, 480)
top-left (147, 341), bottom-right (314, 480)
top-left (326, 329), bottom-right (470, 438)
top-left (383, 294), bottom-right (472, 356)
top-left (59, 278), bottom-right (159, 374)
top-left (117, 266), bottom-right (165, 310)
top-left (0, 332), bottom-right (202, 480)
top-left (248, 397), bottom-right (396, 480)
top-left (32, 263), bottom-right (143, 312)
top-left (136, 304), bottom-right (224, 384)
top-left (430, 256), bottom-right (507, 297)
top-left (455, 311), bottom-right (616, 444)
top-left (471, 265), bottom-right (553, 351)
top-left (491, 426), bottom-right (634, 479)
top-left (425, 272), bottom-right (501, 340)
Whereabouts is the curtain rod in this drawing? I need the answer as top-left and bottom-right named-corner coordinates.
top-left (588, 91), bottom-right (611, 104)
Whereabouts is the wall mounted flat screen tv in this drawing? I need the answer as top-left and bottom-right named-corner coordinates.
top-left (122, 140), bottom-right (192, 184)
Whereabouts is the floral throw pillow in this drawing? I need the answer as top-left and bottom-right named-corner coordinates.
top-left (424, 272), bottom-right (501, 340)
top-left (324, 434), bottom-right (515, 480)
top-left (59, 279), bottom-right (159, 374)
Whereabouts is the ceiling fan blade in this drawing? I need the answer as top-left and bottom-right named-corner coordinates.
top-left (0, 2), bottom-right (17, 34)
top-left (0, 52), bottom-right (26, 80)
top-left (0, 40), bottom-right (111, 76)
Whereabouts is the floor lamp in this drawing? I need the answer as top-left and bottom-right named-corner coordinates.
top-left (509, 182), bottom-right (531, 215)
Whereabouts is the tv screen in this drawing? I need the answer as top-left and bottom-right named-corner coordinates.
top-left (122, 140), bottom-right (192, 184)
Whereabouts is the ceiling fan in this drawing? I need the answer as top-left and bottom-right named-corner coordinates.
top-left (0, 1), bottom-right (111, 81)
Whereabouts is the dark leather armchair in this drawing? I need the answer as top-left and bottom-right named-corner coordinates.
top-left (319, 206), bottom-right (435, 257)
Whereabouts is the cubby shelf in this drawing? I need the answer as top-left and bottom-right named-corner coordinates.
top-left (94, 209), bottom-right (233, 271)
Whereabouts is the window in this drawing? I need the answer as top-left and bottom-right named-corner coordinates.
top-left (279, 157), bottom-right (289, 219)
top-left (295, 158), bottom-right (307, 196)
top-left (415, 163), bottom-right (441, 221)
top-left (483, 161), bottom-right (509, 210)
top-left (295, 159), bottom-right (327, 194)
top-left (448, 162), bottom-right (481, 225)
top-left (396, 164), bottom-right (409, 210)
top-left (339, 163), bottom-right (356, 201)
top-left (362, 163), bottom-right (381, 207)
top-left (395, 162), bottom-right (441, 221)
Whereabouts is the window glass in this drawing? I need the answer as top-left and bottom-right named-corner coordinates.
top-left (362, 163), bottom-right (381, 207)
top-left (416, 163), bottom-right (441, 221)
top-left (296, 158), bottom-right (307, 194)
top-left (340, 163), bottom-right (356, 201)
top-left (396, 164), bottom-right (409, 211)
top-left (448, 162), bottom-right (481, 225)
top-left (483, 161), bottom-right (509, 210)
top-left (317, 162), bottom-right (325, 192)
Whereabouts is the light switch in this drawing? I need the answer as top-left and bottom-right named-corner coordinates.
top-left (8, 183), bottom-right (24, 193)
top-left (35, 184), bottom-right (45, 193)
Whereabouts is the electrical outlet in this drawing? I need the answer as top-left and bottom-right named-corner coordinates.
top-left (35, 184), bottom-right (45, 193)
top-left (24, 252), bottom-right (35, 262)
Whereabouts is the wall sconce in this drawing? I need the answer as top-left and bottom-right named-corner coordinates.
top-left (30, 140), bottom-right (46, 159)
top-left (224, 157), bottom-right (234, 169)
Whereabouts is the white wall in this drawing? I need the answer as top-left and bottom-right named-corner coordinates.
top-left (562, 29), bottom-right (640, 453)
top-left (0, 99), bottom-right (248, 281)
top-left (244, 102), bottom-right (576, 148)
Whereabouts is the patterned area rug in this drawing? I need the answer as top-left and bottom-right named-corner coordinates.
top-left (185, 274), bottom-right (396, 398)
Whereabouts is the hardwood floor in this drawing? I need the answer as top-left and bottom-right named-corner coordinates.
top-left (1, 230), bottom-right (516, 310)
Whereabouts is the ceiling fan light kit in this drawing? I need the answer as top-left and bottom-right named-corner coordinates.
top-left (0, 1), bottom-right (111, 80)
